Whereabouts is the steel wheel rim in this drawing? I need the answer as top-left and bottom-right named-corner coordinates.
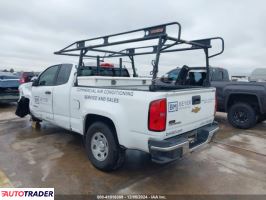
top-left (91, 132), bottom-right (109, 161)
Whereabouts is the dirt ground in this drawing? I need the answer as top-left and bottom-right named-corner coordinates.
top-left (0, 103), bottom-right (265, 196)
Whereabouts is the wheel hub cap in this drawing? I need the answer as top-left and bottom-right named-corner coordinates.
top-left (91, 132), bottom-right (108, 161)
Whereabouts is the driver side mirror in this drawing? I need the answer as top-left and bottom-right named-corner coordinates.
top-left (32, 79), bottom-right (39, 86)
top-left (30, 76), bottom-right (37, 82)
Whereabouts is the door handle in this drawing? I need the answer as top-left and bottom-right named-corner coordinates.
top-left (45, 91), bottom-right (51, 95)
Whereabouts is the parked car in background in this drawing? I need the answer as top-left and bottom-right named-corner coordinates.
top-left (19, 72), bottom-right (39, 84)
top-left (0, 72), bottom-right (20, 103)
top-left (159, 66), bottom-right (266, 129)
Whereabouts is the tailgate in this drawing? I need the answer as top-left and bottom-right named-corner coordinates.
top-left (165, 88), bottom-right (216, 137)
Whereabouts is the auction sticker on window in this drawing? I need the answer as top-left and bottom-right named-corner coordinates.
top-left (0, 188), bottom-right (54, 200)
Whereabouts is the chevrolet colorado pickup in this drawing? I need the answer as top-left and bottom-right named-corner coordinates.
top-left (159, 66), bottom-right (266, 129)
top-left (17, 22), bottom-right (223, 171)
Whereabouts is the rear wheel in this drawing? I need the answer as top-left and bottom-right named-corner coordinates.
top-left (228, 103), bottom-right (257, 129)
top-left (85, 122), bottom-right (125, 171)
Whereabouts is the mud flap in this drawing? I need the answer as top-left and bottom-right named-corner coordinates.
top-left (15, 97), bottom-right (30, 117)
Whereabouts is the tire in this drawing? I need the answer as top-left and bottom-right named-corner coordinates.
top-left (228, 103), bottom-right (257, 129)
top-left (31, 114), bottom-right (42, 122)
top-left (85, 122), bottom-right (125, 171)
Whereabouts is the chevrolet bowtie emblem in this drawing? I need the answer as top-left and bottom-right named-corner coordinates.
top-left (192, 106), bottom-right (201, 113)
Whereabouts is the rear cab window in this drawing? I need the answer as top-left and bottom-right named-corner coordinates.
top-left (212, 69), bottom-right (224, 81)
top-left (78, 66), bottom-right (130, 77)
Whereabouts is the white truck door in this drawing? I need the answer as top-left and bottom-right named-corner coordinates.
top-left (52, 64), bottom-right (73, 130)
top-left (31, 65), bottom-right (60, 121)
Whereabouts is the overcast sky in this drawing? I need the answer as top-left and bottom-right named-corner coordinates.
top-left (0, 0), bottom-right (265, 76)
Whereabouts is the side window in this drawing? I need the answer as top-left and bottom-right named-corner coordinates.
top-left (223, 70), bottom-right (229, 80)
top-left (38, 66), bottom-right (59, 86)
top-left (217, 71), bottom-right (223, 81)
top-left (212, 70), bottom-right (223, 81)
top-left (56, 64), bottom-right (72, 85)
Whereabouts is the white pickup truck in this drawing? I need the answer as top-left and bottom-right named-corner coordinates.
top-left (17, 22), bottom-right (223, 171)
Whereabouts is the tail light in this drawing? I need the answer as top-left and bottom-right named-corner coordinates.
top-left (214, 93), bottom-right (217, 116)
top-left (148, 98), bottom-right (167, 131)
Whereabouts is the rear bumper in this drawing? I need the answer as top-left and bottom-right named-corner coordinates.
top-left (148, 122), bottom-right (219, 163)
top-left (0, 94), bottom-right (19, 103)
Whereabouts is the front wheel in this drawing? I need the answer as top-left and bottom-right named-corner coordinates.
top-left (228, 103), bottom-right (257, 129)
top-left (85, 122), bottom-right (125, 171)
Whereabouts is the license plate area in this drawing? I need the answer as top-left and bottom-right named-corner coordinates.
top-left (188, 131), bottom-right (198, 148)
top-left (188, 130), bottom-right (209, 148)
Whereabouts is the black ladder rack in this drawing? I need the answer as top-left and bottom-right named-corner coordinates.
top-left (54, 22), bottom-right (224, 91)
